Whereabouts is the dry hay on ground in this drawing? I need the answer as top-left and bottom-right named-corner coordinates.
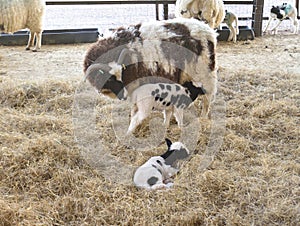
top-left (0, 34), bottom-right (299, 225)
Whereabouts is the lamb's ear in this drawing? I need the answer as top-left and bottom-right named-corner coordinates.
top-left (165, 138), bottom-right (172, 149)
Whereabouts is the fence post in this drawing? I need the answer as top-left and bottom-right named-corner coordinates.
top-left (163, 3), bottom-right (169, 19)
top-left (155, 3), bottom-right (159, 20)
top-left (296, 0), bottom-right (300, 18)
top-left (252, 0), bottom-right (264, 37)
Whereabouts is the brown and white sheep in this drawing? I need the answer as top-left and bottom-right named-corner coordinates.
top-left (84, 18), bottom-right (218, 118)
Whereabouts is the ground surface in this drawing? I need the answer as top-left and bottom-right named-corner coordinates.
top-left (0, 33), bottom-right (299, 225)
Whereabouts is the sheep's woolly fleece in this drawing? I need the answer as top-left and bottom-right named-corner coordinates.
top-left (0, 34), bottom-right (299, 225)
top-left (0, 0), bottom-right (44, 33)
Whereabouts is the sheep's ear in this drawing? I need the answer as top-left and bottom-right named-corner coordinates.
top-left (165, 138), bottom-right (172, 149)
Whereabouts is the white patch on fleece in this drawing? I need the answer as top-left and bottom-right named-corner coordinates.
top-left (131, 39), bottom-right (176, 75)
top-left (134, 18), bottom-right (217, 78)
top-left (108, 61), bottom-right (122, 80)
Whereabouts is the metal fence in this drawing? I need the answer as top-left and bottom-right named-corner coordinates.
top-left (44, 0), bottom-right (300, 37)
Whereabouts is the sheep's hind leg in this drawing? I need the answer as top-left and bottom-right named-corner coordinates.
top-left (33, 32), bottom-right (42, 52)
top-left (163, 108), bottom-right (173, 128)
top-left (173, 108), bottom-right (184, 129)
top-left (26, 32), bottom-right (35, 51)
top-left (291, 17), bottom-right (299, 34)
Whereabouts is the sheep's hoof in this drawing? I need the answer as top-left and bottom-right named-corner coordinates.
top-left (25, 47), bottom-right (30, 51)
top-left (32, 49), bottom-right (38, 52)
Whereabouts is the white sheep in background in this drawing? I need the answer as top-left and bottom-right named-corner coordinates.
top-left (222, 10), bottom-right (239, 43)
top-left (133, 138), bottom-right (190, 190)
top-left (175, 0), bottom-right (225, 29)
top-left (127, 81), bottom-right (206, 134)
top-left (263, 3), bottom-right (299, 35)
top-left (0, 0), bottom-right (45, 51)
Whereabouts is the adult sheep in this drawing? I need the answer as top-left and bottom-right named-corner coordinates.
top-left (84, 18), bottom-right (218, 117)
top-left (175, 0), bottom-right (225, 29)
top-left (0, 0), bottom-right (45, 51)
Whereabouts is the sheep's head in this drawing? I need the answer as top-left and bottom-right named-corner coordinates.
top-left (160, 138), bottom-right (190, 168)
top-left (85, 63), bottom-right (126, 100)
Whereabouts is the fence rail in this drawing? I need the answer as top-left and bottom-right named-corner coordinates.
top-left (45, 1), bottom-right (255, 5)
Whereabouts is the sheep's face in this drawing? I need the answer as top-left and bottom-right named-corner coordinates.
top-left (101, 75), bottom-right (126, 100)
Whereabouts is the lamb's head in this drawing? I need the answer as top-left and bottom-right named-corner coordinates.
top-left (85, 63), bottom-right (126, 100)
top-left (271, 6), bottom-right (284, 19)
top-left (182, 81), bottom-right (206, 102)
top-left (160, 138), bottom-right (190, 168)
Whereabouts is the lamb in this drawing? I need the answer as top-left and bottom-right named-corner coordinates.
top-left (222, 10), bottom-right (239, 43)
top-left (263, 3), bottom-right (299, 35)
top-left (127, 80), bottom-right (206, 134)
top-left (133, 138), bottom-right (190, 190)
top-left (175, 0), bottom-right (225, 29)
top-left (0, 0), bottom-right (45, 51)
top-left (84, 18), bottom-right (218, 118)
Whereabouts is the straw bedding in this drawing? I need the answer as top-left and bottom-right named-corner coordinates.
top-left (0, 34), bottom-right (299, 225)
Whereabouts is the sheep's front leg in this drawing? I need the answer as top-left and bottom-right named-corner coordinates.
top-left (263, 18), bottom-right (273, 33)
top-left (271, 20), bottom-right (283, 34)
top-left (127, 106), bottom-right (150, 134)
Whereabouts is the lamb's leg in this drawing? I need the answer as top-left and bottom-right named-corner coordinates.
top-left (201, 94), bottom-right (211, 118)
top-left (263, 18), bottom-right (273, 33)
top-left (294, 19), bottom-right (299, 34)
top-left (173, 108), bottom-right (184, 129)
top-left (150, 183), bottom-right (169, 190)
top-left (131, 104), bottom-right (138, 118)
top-left (163, 108), bottom-right (173, 128)
top-left (233, 17), bottom-right (239, 43)
top-left (235, 17), bottom-right (239, 35)
top-left (25, 31), bottom-right (35, 51)
top-left (290, 16), bottom-right (299, 34)
top-left (228, 24), bottom-right (235, 42)
top-left (127, 105), bottom-right (150, 134)
top-left (271, 20), bottom-right (283, 34)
